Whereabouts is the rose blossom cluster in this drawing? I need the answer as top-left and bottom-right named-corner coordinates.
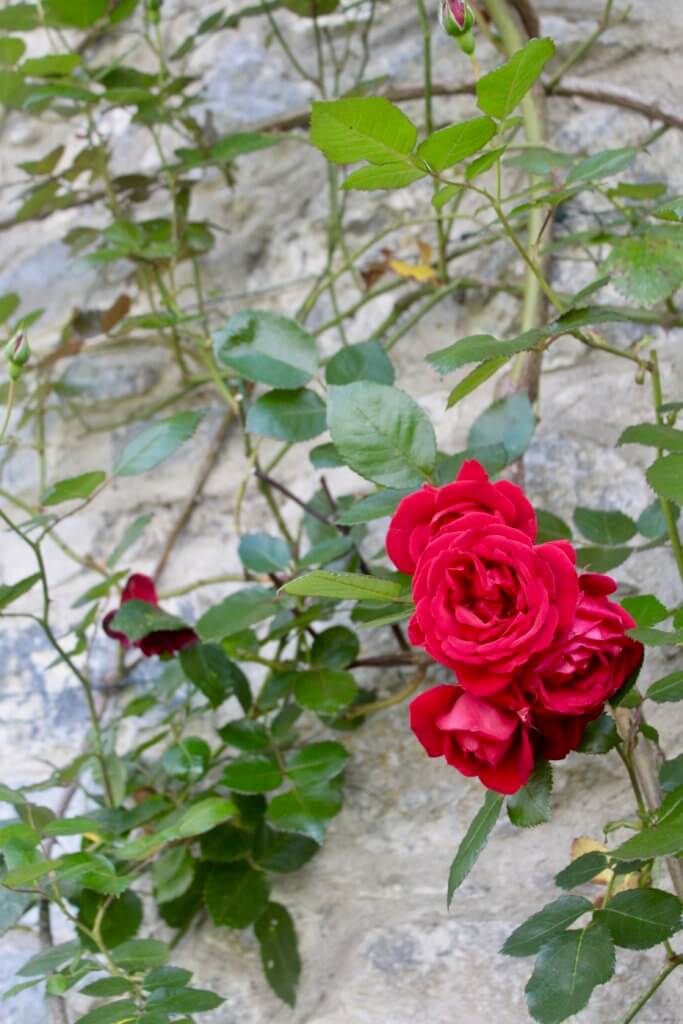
top-left (386, 460), bottom-right (643, 795)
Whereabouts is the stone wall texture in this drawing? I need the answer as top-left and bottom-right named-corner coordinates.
top-left (1, 2), bottom-right (682, 1022)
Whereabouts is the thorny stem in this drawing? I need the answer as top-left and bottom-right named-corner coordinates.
top-left (651, 350), bottom-right (683, 581)
top-left (619, 956), bottom-right (683, 1024)
top-left (0, 378), bottom-right (16, 445)
top-left (415, 0), bottom-right (448, 280)
top-left (0, 508), bottom-right (115, 806)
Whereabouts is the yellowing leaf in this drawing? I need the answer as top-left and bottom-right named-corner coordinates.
top-left (571, 836), bottom-right (639, 893)
top-left (388, 258), bottom-right (439, 284)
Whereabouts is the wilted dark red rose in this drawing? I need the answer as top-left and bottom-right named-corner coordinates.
top-left (103, 573), bottom-right (198, 658)
top-left (387, 459), bottom-right (536, 575)
top-left (407, 513), bottom-right (578, 695)
top-left (523, 573), bottom-right (643, 715)
top-left (410, 684), bottom-right (535, 794)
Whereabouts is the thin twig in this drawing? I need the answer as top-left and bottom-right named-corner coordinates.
top-left (39, 901), bottom-right (70, 1024)
top-left (153, 410), bottom-right (234, 582)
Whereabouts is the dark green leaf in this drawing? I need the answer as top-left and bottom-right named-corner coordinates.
top-left (576, 546), bottom-right (631, 572)
top-left (0, 6), bottom-right (41, 31)
top-left (223, 756), bottom-right (283, 793)
top-left (577, 714), bottom-right (620, 754)
top-left (253, 828), bottom-right (319, 873)
top-left (112, 939), bottom-right (169, 972)
top-left (205, 862), bottom-right (270, 928)
top-left (446, 357), bottom-right (507, 409)
top-left (80, 978), bottom-right (131, 997)
top-left (18, 940), bottom-right (81, 977)
top-left (326, 340), bottom-right (394, 386)
top-left (0, 573), bottom-right (41, 611)
top-left (598, 888), bottom-right (682, 950)
top-left (113, 411), bottom-right (203, 476)
top-left (535, 509), bottom-right (572, 543)
top-left (647, 671), bottom-right (683, 703)
top-left (143, 966), bottom-right (192, 990)
top-left (447, 790), bottom-right (503, 906)
top-left (502, 896), bottom-right (593, 958)
top-left (286, 742), bottom-right (348, 788)
top-left (608, 231), bottom-right (683, 307)
top-left (619, 423), bottom-right (683, 451)
top-left (567, 147), bottom-right (637, 183)
top-left (146, 987), bottom-right (224, 1013)
top-left (574, 507), bottom-right (637, 545)
top-left (507, 761), bottom-right (552, 828)
top-left (525, 924), bottom-right (615, 1024)
top-left (255, 902), bottom-right (301, 1007)
top-left (196, 586), bottom-right (278, 642)
top-left (476, 38), bottom-right (555, 121)
top-left (239, 532), bottom-right (290, 573)
top-left (266, 783), bottom-right (342, 843)
top-left (309, 442), bottom-right (343, 469)
top-left (77, 891), bottom-right (142, 952)
top-left (467, 392), bottom-right (535, 464)
top-left (336, 489), bottom-right (410, 526)
top-left (171, 798), bottom-right (237, 839)
top-left (218, 719), bottom-right (269, 752)
top-left (428, 330), bottom-right (540, 374)
top-left (293, 669), bottom-right (357, 715)
top-left (180, 642), bottom-right (251, 709)
top-left (199, 822), bottom-right (252, 863)
top-left (310, 626), bottom-right (359, 669)
top-left (647, 454), bottom-right (683, 503)
top-left (246, 388), bottom-right (326, 442)
top-left (74, 1002), bottom-right (139, 1024)
top-left (152, 847), bottom-right (195, 904)
top-left (621, 595), bottom-right (669, 628)
top-left (661, 754), bottom-right (683, 793)
top-left (109, 600), bottom-right (187, 644)
top-left (214, 310), bottom-right (318, 390)
top-left (328, 381), bottom-right (436, 488)
top-left (555, 852), bottom-right (608, 890)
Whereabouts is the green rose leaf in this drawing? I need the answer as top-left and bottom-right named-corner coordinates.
top-left (113, 411), bottom-right (203, 476)
top-left (266, 783), bottom-right (342, 844)
top-left (525, 924), bottom-right (615, 1024)
top-left (326, 340), bottom-right (395, 386)
top-left (213, 310), bottom-right (318, 390)
top-left (282, 569), bottom-right (410, 603)
top-left (328, 381), bottom-right (436, 488)
top-left (0, 573), bottom-right (41, 611)
top-left (597, 888), bottom-right (682, 950)
top-left (428, 330), bottom-right (540, 374)
top-left (467, 392), bottom-right (535, 464)
top-left (476, 38), bottom-right (555, 121)
top-left (555, 852), bottom-right (608, 890)
top-left (246, 388), bottom-right (327, 442)
top-left (286, 742), bottom-right (349, 787)
top-left (222, 756), bottom-right (283, 794)
top-left (618, 423), bottom-right (683, 451)
top-left (502, 896), bottom-right (593, 958)
top-left (647, 671), bottom-right (683, 703)
top-left (238, 532), bottom-right (290, 573)
top-left (647, 454), bottom-right (683, 503)
top-left (574, 507), bottom-right (637, 546)
top-left (310, 97), bottom-right (417, 165)
top-left (447, 790), bottom-right (504, 907)
top-left (507, 761), bottom-right (552, 828)
top-left (108, 601), bottom-right (187, 644)
top-left (418, 116), bottom-right (497, 171)
top-left (205, 861), bottom-right (271, 929)
top-left (255, 902), bottom-right (301, 1008)
top-left (180, 642), bottom-right (251, 710)
top-left (112, 938), bottom-right (169, 972)
top-left (293, 669), bottom-right (357, 715)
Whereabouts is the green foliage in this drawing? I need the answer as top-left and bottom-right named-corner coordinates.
top-left (525, 924), bottom-right (615, 1024)
top-left (255, 903), bottom-right (301, 1008)
top-left (113, 412), bottom-right (203, 476)
top-left (214, 310), bottom-right (318, 390)
top-left (476, 38), bottom-right (555, 121)
top-left (507, 762), bottom-right (552, 828)
top-left (597, 889), bottom-right (682, 950)
top-left (328, 381), bottom-right (436, 488)
top-left (447, 791), bottom-right (503, 906)
top-left (246, 388), bottom-right (327, 441)
top-left (467, 392), bottom-right (535, 464)
top-left (502, 896), bottom-right (593, 958)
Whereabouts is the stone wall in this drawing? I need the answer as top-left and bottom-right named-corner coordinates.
top-left (1, 2), bottom-right (682, 1021)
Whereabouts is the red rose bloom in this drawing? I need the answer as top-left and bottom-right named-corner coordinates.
top-left (530, 707), bottom-right (597, 762)
top-left (386, 459), bottom-right (537, 575)
top-left (410, 684), bottom-right (535, 794)
top-left (103, 573), bottom-right (198, 658)
top-left (523, 573), bottom-right (643, 716)
top-left (407, 513), bottom-right (578, 695)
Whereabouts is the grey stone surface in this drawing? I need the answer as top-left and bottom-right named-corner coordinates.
top-left (1, 2), bottom-right (683, 1022)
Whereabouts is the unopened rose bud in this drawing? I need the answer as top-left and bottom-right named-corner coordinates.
top-left (4, 331), bottom-right (30, 379)
top-left (439, 0), bottom-right (475, 37)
